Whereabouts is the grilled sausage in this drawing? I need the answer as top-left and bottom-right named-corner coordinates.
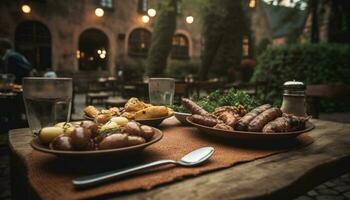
top-left (189, 114), bottom-right (218, 127)
top-left (262, 115), bottom-right (309, 133)
top-left (262, 117), bottom-right (291, 133)
top-left (235, 104), bottom-right (271, 131)
top-left (248, 107), bottom-right (282, 132)
top-left (181, 98), bottom-right (210, 116)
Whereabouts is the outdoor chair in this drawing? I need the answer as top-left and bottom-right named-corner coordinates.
top-left (306, 84), bottom-right (350, 118)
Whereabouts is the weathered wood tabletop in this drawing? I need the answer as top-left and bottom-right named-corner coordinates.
top-left (9, 118), bottom-right (350, 200)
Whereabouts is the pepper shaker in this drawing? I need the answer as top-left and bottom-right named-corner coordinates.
top-left (280, 81), bottom-right (307, 116)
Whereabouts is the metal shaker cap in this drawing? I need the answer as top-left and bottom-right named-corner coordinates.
top-left (283, 80), bottom-right (306, 90)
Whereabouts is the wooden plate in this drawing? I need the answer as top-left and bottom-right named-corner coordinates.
top-left (30, 128), bottom-right (163, 157)
top-left (83, 114), bottom-right (174, 126)
top-left (186, 117), bottom-right (315, 141)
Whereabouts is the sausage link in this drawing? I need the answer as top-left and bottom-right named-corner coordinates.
top-left (189, 114), bottom-right (218, 127)
top-left (234, 104), bottom-right (271, 131)
top-left (248, 107), bottom-right (282, 132)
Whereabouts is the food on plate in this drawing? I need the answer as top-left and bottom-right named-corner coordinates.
top-left (181, 98), bottom-right (210, 116)
top-left (83, 98), bottom-right (173, 123)
top-left (213, 123), bottom-right (234, 131)
top-left (98, 133), bottom-right (129, 150)
top-left (50, 135), bottom-right (73, 151)
top-left (262, 115), bottom-right (309, 133)
top-left (234, 104), bottom-right (271, 131)
top-left (110, 116), bottom-right (129, 126)
top-left (184, 98), bottom-right (309, 133)
top-left (188, 114), bottom-right (218, 127)
top-left (171, 88), bottom-right (259, 113)
top-left (70, 127), bottom-right (94, 150)
top-left (84, 106), bottom-right (100, 118)
top-left (247, 107), bottom-right (282, 132)
top-left (39, 126), bottom-right (65, 144)
top-left (38, 118), bottom-right (157, 151)
top-left (125, 97), bottom-right (150, 112)
top-left (134, 106), bottom-right (169, 120)
top-left (213, 106), bottom-right (246, 128)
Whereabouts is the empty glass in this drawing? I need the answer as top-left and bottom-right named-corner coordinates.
top-left (23, 77), bottom-right (72, 134)
top-left (148, 78), bottom-right (175, 105)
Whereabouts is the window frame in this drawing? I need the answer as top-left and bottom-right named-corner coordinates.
top-left (128, 28), bottom-right (152, 58)
top-left (171, 34), bottom-right (190, 60)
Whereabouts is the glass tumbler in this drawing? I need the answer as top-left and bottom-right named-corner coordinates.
top-left (23, 77), bottom-right (73, 134)
top-left (148, 78), bottom-right (175, 106)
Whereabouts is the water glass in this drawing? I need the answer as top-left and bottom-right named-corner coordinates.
top-left (0, 73), bottom-right (15, 92)
top-left (23, 77), bottom-right (72, 134)
top-left (148, 78), bottom-right (175, 105)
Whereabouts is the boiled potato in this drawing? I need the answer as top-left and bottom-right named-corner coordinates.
top-left (50, 135), bottom-right (73, 151)
top-left (127, 135), bottom-right (145, 146)
top-left (140, 125), bottom-right (155, 140)
top-left (100, 121), bottom-right (120, 132)
top-left (110, 116), bottom-right (129, 126)
top-left (123, 121), bottom-right (142, 136)
top-left (70, 127), bottom-right (93, 150)
top-left (54, 122), bottom-right (75, 136)
top-left (99, 133), bottom-right (129, 149)
top-left (39, 126), bottom-right (64, 144)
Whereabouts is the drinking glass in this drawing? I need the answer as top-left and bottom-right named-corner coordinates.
top-left (148, 78), bottom-right (175, 105)
top-left (23, 77), bottom-right (72, 134)
top-left (0, 73), bottom-right (15, 92)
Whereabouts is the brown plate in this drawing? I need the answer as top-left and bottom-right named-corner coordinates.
top-left (186, 117), bottom-right (315, 141)
top-left (30, 128), bottom-right (163, 157)
top-left (174, 112), bottom-right (191, 126)
top-left (83, 114), bottom-right (174, 126)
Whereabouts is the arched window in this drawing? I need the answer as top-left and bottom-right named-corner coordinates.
top-left (78, 28), bottom-right (109, 71)
top-left (171, 34), bottom-right (189, 59)
top-left (15, 21), bottom-right (51, 71)
top-left (128, 28), bottom-right (151, 57)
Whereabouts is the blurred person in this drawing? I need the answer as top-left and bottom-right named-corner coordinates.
top-left (0, 38), bottom-right (32, 83)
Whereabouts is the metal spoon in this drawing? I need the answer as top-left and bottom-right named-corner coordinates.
top-left (73, 146), bottom-right (214, 188)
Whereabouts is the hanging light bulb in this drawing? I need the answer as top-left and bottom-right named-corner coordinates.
top-left (95, 8), bottom-right (104, 17)
top-left (186, 16), bottom-right (194, 24)
top-left (147, 8), bottom-right (156, 17)
top-left (142, 15), bottom-right (150, 23)
top-left (21, 4), bottom-right (31, 14)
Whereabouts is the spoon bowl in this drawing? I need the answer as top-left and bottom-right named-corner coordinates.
top-left (73, 146), bottom-right (215, 188)
top-left (177, 147), bottom-right (214, 166)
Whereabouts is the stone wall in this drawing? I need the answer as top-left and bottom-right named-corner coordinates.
top-left (0, 0), bottom-right (201, 75)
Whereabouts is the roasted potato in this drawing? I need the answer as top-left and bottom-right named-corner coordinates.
top-left (84, 106), bottom-right (100, 118)
top-left (134, 106), bottom-right (169, 120)
top-left (124, 97), bottom-right (148, 112)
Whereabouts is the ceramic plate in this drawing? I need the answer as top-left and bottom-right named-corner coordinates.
top-left (30, 128), bottom-right (163, 157)
top-left (186, 117), bottom-right (315, 141)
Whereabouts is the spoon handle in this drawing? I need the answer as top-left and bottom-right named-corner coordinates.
top-left (73, 159), bottom-right (176, 188)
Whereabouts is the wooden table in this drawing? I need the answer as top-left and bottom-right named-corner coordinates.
top-left (9, 118), bottom-right (350, 200)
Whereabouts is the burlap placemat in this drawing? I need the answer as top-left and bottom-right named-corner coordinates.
top-left (26, 119), bottom-right (313, 200)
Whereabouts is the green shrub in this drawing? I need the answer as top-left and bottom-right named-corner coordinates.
top-left (251, 43), bottom-right (350, 112)
top-left (123, 58), bottom-right (146, 81)
top-left (165, 59), bottom-right (200, 79)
